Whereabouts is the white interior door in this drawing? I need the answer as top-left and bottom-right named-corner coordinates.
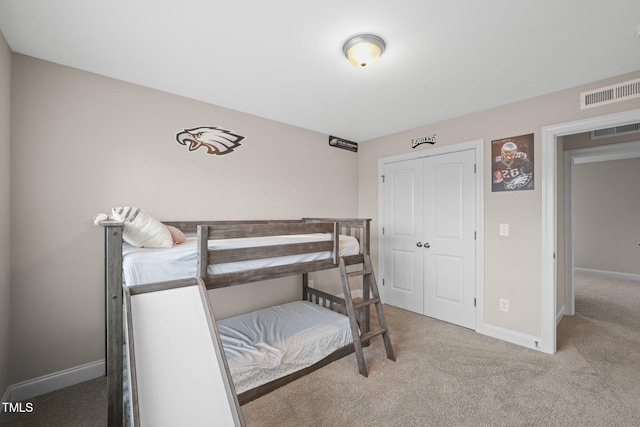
top-left (381, 158), bottom-right (424, 314)
top-left (382, 149), bottom-right (476, 329)
top-left (423, 150), bottom-right (476, 329)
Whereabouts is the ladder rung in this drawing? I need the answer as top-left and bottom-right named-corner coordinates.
top-left (347, 268), bottom-right (373, 278)
top-left (353, 298), bottom-right (380, 310)
top-left (360, 327), bottom-right (385, 342)
top-left (341, 254), bottom-right (364, 266)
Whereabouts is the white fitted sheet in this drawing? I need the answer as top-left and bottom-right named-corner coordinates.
top-left (217, 300), bottom-right (353, 394)
top-left (122, 234), bottom-right (360, 287)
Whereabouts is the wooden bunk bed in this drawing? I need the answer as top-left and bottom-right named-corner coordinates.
top-left (102, 217), bottom-right (375, 427)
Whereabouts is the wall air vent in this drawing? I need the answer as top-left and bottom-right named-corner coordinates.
top-left (580, 77), bottom-right (640, 110)
top-left (591, 122), bottom-right (640, 139)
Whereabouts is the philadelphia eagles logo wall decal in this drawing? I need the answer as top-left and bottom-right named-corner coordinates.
top-left (176, 126), bottom-right (245, 155)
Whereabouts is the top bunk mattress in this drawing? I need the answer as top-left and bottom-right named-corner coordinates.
top-left (122, 233), bottom-right (360, 287)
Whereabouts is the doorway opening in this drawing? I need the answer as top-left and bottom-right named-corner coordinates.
top-left (563, 140), bottom-right (640, 316)
top-left (541, 107), bottom-right (640, 354)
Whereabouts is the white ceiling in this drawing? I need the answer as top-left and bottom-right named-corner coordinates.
top-left (1, 0), bottom-right (640, 142)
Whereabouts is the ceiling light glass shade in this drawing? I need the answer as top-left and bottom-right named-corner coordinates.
top-left (343, 34), bottom-right (385, 68)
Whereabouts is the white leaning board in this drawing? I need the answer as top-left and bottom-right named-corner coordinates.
top-left (127, 281), bottom-right (244, 427)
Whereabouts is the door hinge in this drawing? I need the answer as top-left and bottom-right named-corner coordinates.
top-left (382, 227), bottom-right (385, 235)
top-left (381, 175), bottom-right (385, 183)
top-left (474, 298), bottom-right (476, 307)
top-left (474, 164), bottom-right (477, 173)
top-left (474, 231), bottom-right (476, 240)
top-left (382, 278), bottom-right (385, 286)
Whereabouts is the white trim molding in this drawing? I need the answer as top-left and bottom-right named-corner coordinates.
top-left (2, 360), bottom-right (105, 403)
top-left (483, 323), bottom-right (542, 351)
top-left (556, 306), bottom-right (565, 327)
top-left (575, 268), bottom-right (640, 282)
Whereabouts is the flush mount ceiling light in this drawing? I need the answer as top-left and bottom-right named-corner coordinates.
top-left (343, 34), bottom-right (386, 68)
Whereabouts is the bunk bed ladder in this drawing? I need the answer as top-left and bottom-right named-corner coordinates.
top-left (338, 254), bottom-right (395, 377)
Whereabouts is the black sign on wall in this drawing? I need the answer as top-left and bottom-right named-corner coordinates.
top-left (329, 136), bottom-right (358, 152)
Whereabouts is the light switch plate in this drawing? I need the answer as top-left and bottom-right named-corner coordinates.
top-left (499, 223), bottom-right (509, 236)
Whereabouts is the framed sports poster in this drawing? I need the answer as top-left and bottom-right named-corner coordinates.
top-left (491, 133), bottom-right (534, 192)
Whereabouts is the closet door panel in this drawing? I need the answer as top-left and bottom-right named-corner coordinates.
top-left (382, 158), bottom-right (424, 314)
top-left (433, 255), bottom-right (464, 303)
top-left (423, 150), bottom-right (476, 329)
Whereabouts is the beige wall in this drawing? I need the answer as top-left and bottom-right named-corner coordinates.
top-left (6, 50), bottom-right (640, 387)
top-left (0, 31), bottom-right (11, 396)
top-left (358, 70), bottom-right (640, 338)
top-left (573, 158), bottom-right (640, 274)
top-left (9, 54), bottom-right (359, 384)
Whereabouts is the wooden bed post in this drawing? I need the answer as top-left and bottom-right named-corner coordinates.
top-left (302, 273), bottom-right (309, 301)
top-left (363, 219), bottom-right (371, 255)
top-left (197, 225), bottom-right (209, 279)
top-left (104, 221), bottom-right (124, 427)
top-left (359, 219), bottom-right (372, 338)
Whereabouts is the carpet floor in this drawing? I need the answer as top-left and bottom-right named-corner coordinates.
top-left (2, 271), bottom-right (639, 426)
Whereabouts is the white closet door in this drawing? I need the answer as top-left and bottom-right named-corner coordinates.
top-left (382, 158), bottom-right (424, 314)
top-left (382, 149), bottom-right (476, 329)
top-left (423, 150), bottom-right (476, 329)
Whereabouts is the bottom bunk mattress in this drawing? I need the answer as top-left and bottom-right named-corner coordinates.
top-left (217, 300), bottom-right (353, 395)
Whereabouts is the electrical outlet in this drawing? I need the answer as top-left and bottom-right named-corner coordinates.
top-left (499, 298), bottom-right (510, 312)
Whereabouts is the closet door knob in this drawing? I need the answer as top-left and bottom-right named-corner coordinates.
top-left (424, 243), bottom-right (431, 249)
top-left (416, 242), bottom-right (423, 247)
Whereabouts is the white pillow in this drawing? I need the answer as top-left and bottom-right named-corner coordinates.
top-left (111, 207), bottom-right (173, 248)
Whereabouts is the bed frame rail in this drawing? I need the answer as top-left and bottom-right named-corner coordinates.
top-left (303, 218), bottom-right (370, 255)
top-left (304, 286), bottom-right (349, 315)
top-left (163, 219), bottom-right (301, 234)
top-left (198, 221), bottom-right (341, 289)
top-left (163, 218), bottom-right (371, 255)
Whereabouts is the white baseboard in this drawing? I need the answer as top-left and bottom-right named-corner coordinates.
top-left (1, 386), bottom-right (10, 409)
top-left (556, 305), bottom-right (565, 326)
top-left (483, 323), bottom-right (542, 352)
top-left (3, 359), bottom-right (105, 403)
top-left (575, 268), bottom-right (640, 282)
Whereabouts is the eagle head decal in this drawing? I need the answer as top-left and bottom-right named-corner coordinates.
top-left (176, 126), bottom-right (245, 155)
